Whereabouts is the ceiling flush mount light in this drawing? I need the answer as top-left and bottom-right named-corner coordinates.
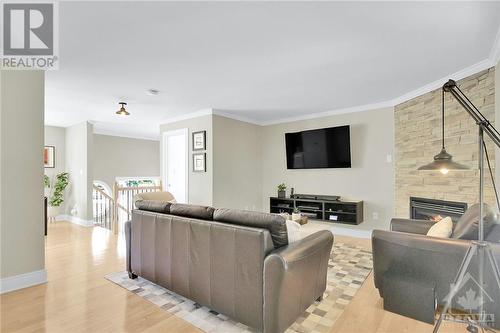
top-left (418, 87), bottom-right (468, 174)
top-left (116, 102), bottom-right (130, 116)
top-left (147, 89), bottom-right (160, 96)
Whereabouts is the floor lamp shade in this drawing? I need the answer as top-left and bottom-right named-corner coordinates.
top-left (418, 148), bottom-right (469, 174)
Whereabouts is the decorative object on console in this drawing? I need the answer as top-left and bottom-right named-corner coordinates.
top-left (292, 207), bottom-right (301, 222)
top-left (417, 79), bottom-right (500, 333)
top-left (192, 130), bottom-right (206, 151)
top-left (44, 145), bottom-right (55, 168)
top-left (193, 153), bottom-right (206, 172)
top-left (277, 183), bottom-right (286, 198)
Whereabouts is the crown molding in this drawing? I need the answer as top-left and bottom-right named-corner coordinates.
top-left (212, 110), bottom-right (263, 125)
top-left (159, 108), bottom-right (214, 125)
top-left (158, 58), bottom-right (496, 128)
top-left (489, 21), bottom-right (500, 64)
top-left (259, 101), bottom-right (394, 126)
top-left (93, 127), bottom-right (160, 141)
top-left (389, 58), bottom-right (494, 106)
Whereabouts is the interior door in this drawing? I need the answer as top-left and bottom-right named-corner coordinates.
top-left (162, 129), bottom-right (188, 203)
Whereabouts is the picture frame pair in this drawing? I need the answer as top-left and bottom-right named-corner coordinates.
top-left (192, 131), bottom-right (206, 172)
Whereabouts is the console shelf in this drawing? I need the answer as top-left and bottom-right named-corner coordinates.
top-left (270, 196), bottom-right (363, 225)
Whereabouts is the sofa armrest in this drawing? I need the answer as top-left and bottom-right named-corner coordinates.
top-left (125, 220), bottom-right (132, 275)
top-left (263, 231), bottom-right (333, 333)
top-left (390, 218), bottom-right (435, 235)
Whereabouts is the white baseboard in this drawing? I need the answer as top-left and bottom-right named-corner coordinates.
top-left (0, 269), bottom-right (47, 294)
top-left (56, 214), bottom-right (94, 227)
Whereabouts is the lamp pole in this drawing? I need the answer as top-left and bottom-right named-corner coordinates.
top-left (431, 81), bottom-right (500, 332)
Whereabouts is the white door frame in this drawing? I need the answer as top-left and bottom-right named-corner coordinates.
top-left (161, 128), bottom-right (189, 203)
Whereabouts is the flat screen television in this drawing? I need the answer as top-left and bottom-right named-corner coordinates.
top-left (285, 125), bottom-right (351, 169)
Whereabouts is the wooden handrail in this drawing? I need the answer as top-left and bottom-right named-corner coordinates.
top-left (111, 182), bottom-right (162, 234)
top-left (116, 185), bottom-right (162, 192)
top-left (92, 184), bottom-right (113, 200)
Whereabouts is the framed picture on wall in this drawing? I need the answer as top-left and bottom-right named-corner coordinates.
top-left (44, 146), bottom-right (55, 168)
top-left (192, 131), bottom-right (206, 151)
top-left (193, 153), bottom-right (206, 172)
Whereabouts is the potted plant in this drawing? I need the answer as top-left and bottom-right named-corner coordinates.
top-left (292, 207), bottom-right (302, 222)
top-left (44, 172), bottom-right (69, 221)
top-left (277, 183), bottom-right (286, 198)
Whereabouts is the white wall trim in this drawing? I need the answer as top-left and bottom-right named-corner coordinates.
top-left (259, 101), bottom-right (394, 126)
top-left (159, 108), bottom-right (214, 125)
top-left (92, 129), bottom-right (160, 142)
top-left (156, 57), bottom-right (497, 128)
top-left (390, 58), bottom-right (495, 106)
top-left (488, 21), bottom-right (500, 64)
top-left (212, 109), bottom-right (262, 125)
top-left (57, 214), bottom-right (94, 227)
top-left (0, 269), bottom-right (47, 294)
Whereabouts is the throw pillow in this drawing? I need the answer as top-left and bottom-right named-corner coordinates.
top-left (286, 219), bottom-right (303, 243)
top-left (427, 216), bottom-right (453, 238)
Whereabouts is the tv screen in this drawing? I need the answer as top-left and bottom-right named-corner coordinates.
top-left (285, 125), bottom-right (351, 169)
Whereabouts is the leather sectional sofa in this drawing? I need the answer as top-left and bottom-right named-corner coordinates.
top-left (125, 201), bottom-right (333, 333)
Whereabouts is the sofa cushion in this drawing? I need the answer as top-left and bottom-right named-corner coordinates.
top-left (169, 203), bottom-right (215, 220)
top-left (135, 200), bottom-right (171, 214)
top-left (213, 208), bottom-right (288, 248)
top-left (452, 203), bottom-right (496, 240)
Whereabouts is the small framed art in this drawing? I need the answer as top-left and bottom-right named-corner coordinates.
top-left (193, 153), bottom-right (206, 172)
top-left (44, 146), bottom-right (55, 168)
top-left (192, 131), bottom-right (206, 151)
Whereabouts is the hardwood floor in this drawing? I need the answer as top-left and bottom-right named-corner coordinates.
top-left (0, 222), bottom-right (486, 332)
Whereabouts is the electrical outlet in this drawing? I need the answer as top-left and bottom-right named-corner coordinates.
top-left (386, 154), bottom-right (392, 163)
top-left (372, 212), bottom-right (379, 220)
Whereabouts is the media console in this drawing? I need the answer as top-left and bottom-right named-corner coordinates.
top-left (270, 195), bottom-right (363, 225)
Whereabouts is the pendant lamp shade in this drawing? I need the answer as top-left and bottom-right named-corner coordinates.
top-left (418, 148), bottom-right (468, 174)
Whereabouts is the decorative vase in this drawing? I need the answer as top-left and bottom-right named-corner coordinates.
top-left (292, 212), bottom-right (301, 222)
top-left (278, 190), bottom-right (285, 198)
top-left (48, 205), bottom-right (60, 222)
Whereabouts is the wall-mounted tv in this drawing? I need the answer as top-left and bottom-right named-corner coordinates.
top-left (285, 125), bottom-right (351, 169)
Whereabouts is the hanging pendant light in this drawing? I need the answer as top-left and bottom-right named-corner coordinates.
top-left (116, 102), bottom-right (130, 116)
top-left (418, 88), bottom-right (468, 174)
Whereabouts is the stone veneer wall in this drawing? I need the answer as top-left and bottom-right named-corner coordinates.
top-left (395, 68), bottom-right (495, 218)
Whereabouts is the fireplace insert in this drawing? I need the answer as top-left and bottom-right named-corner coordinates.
top-left (410, 197), bottom-right (467, 223)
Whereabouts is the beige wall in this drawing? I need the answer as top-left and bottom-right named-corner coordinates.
top-left (395, 68), bottom-right (495, 218)
top-left (0, 70), bottom-right (45, 281)
top-left (93, 134), bottom-right (160, 188)
top-left (160, 115), bottom-right (213, 206)
top-left (65, 122), bottom-right (93, 221)
top-left (212, 115), bottom-right (262, 211)
top-left (261, 107), bottom-right (395, 230)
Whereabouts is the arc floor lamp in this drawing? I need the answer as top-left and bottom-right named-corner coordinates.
top-left (418, 79), bottom-right (500, 332)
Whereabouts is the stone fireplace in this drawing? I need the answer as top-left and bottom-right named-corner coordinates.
top-left (410, 197), bottom-right (467, 223)
top-left (395, 68), bottom-right (496, 218)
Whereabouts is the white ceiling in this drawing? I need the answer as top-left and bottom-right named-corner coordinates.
top-left (46, 1), bottom-right (500, 140)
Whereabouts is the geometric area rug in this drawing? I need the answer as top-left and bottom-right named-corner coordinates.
top-left (105, 242), bottom-right (373, 333)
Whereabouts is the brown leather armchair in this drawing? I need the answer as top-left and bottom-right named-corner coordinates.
top-left (372, 217), bottom-right (500, 328)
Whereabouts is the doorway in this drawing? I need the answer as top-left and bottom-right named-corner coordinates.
top-left (162, 129), bottom-right (188, 203)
